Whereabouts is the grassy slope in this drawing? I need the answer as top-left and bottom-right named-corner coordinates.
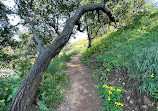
top-left (82, 10), bottom-right (158, 110)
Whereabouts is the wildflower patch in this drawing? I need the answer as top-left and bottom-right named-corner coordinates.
top-left (97, 84), bottom-right (124, 111)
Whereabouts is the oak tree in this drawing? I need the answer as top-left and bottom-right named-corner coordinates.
top-left (9, 0), bottom-right (119, 110)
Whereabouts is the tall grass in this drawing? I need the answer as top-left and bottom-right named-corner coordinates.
top-left (35, 51), bottom-right (78, 110)
top-left (82, 10), bottom-right (158, 99)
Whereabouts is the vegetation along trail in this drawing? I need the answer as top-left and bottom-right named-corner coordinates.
top-left (57, 53), bottom-right (102, 111)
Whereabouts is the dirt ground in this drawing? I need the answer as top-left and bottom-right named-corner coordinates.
top-left (56, 53), bottom-right (102, 111)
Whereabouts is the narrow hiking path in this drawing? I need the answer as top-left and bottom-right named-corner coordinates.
top-left (56, 53), bottom-right (102, 111)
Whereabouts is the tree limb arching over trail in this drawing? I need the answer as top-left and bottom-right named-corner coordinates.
top-left (10, 0), bottom-right (118, 111)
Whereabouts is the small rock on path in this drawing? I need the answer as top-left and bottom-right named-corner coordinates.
top-left (56, 53), bottom-right (102, 111)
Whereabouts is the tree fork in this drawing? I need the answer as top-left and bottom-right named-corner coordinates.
top-left (10, 1), bottom-right (118, 111)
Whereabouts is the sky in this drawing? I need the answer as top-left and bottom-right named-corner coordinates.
top-left (1, 0), bottom-right (158, 42)
top-left (152, 0), bottom-right (158, 6)
top-left (1, 0), bottom-right (21, 25)
top-left (70, 31), bottom-right (87, 43)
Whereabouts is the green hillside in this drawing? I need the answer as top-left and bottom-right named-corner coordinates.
top-left (82, 9), bottom-right (158, 110)
top-left (1, 0), bottom-right (158, 110)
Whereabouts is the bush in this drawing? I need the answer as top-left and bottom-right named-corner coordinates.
top-left (0, 78), bottom-right (23, 111)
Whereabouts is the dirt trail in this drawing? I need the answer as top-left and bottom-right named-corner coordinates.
top-left (56, 53), bottom-right (102, 111)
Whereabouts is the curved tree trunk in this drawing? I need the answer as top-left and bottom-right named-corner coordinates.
top-left (10, 1), bottom-right (118, 110)
top-left (9, 54), bottom-right (52, 111)
top-left (10, 17), bottom-right (75, 111)
top-left (9, 18), bottom-right (75, 111)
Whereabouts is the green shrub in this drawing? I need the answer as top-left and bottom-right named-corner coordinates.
top-left (0, 78), bottom-right (23, 111)
top-left (14, 60), bottom-right (33, 77)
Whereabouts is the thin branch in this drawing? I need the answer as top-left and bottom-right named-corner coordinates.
top-left (14, 0), bottom-right (26, 18)
top-left (87, 26), bottom-right (92, 48)
top-left (97, 10), bottom-right (100, 22)
top-left (48, 23), bottom-right (60, 35)
top-left (8, 22), bottom-right (21, 29)
top-left (31, 22), bottom-right (44, 53)
top-left (76, 20), bottom-right (86, 32)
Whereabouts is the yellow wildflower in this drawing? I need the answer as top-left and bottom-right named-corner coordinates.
top-left (119, 78), bottom-right (121, 81)
top-left (2, 99), bottom-right (5, 102)
top-left (103, 84), bottom-right (109, 88)
top-left (119, 103), bottom-right (123, 107)
top-left (117, 89), bottom-right (121, 92)
top-left (123, 82), bottom-right (125, 86)
top-left (151, 74), bottom-right (154, 78)
top-left (93, 74), bottom-right (95, 76)
top-left (109, 91), bottom-right (112, 94)
top-left (107, 97), bottom-right (111, 101)
top-left (115, 102), bottom-right (123, 107)
top-left (107, 69), bottom-right (110, 71)
top-left (110, 86), bottom-right (115, 90)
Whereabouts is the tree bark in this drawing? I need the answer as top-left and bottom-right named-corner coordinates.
top-left (87, 26), bottom-right (92, 48)
top-left (9, 54), bottom-right (52, 111)
top-left (10, 1), bottom-right (118, 111)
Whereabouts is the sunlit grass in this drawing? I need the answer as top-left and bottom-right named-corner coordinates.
top-left (82, 10), bottom-right (158, 110)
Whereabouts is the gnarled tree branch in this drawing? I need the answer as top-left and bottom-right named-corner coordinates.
top-left (31, 22), bottom-right (45, 53)
top-left (44, 0), bottom-right (119, 60)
